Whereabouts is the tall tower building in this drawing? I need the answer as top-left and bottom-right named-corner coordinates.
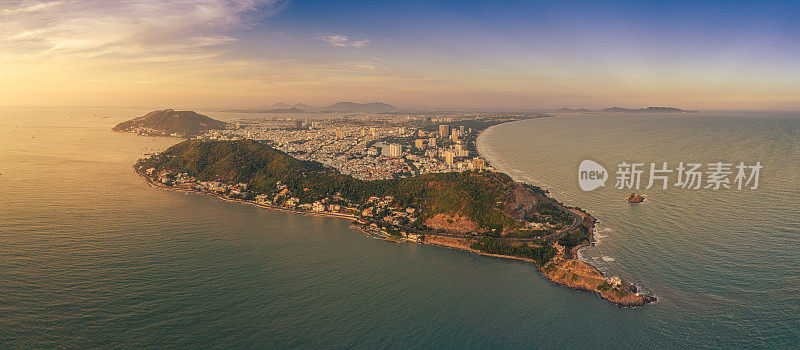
top-left (444, 150), bottom-right (455, 165)
top-left (388, 143), bottom-right (403, 158)
top-left (438, 125), bottom-right (450, 138)
top-left (428, 138), bottom-right (437, 147)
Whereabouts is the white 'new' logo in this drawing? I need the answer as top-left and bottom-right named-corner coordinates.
top-left (578, 160), bottom-right (608, 191)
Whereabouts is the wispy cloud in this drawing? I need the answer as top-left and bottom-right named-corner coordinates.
top-left (0, 0), bottom-right (283, 59)
top-left (319, 34), bottom-right (371, 48)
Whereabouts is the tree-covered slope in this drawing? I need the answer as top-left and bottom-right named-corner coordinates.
top-left (137, 139), bottom-right (533, 232)
top-left (113, 109), bottom-right (228, 136)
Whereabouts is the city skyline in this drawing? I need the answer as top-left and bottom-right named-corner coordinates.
top-left (2, 0), bottom-right (799, 110)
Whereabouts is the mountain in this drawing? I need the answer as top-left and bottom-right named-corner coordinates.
top-left (265, 107), bottom-right (304, 113)
top-left (218, 107), bottom-right (305, 113)
top-left (113, 109), bottom-right (227, 137)
top-left (292, 103), bottom-right (317, 110)
top-left (321, 102), bottom-right (397, 112)
top-left (269, 102), bottom-right (292, 109)
top-left (602, 107), bottom-right (695, 113)
top-left (558, 108), bottom-right (592, 112)
top-left (218, 102), bottom-right (395, 113)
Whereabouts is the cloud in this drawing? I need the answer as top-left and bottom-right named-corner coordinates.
top-left (0, 0), bottom-right (283, 59)
top-left (319, 34), bottom-right (371, 48)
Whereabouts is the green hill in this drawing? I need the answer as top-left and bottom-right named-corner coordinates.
top-left (136, 139), bottom-right (552, 232)
top-left (113, 109), bottom-right (228, 137)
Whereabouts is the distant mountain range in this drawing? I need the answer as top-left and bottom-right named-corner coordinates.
top-left (221, 101), bottom-right (398, 113)
top-left (321, 102), bottom-right (396, 112)
top-left (558, 107), bottom-right (695, 113)
top-left (113, 109), bottom-right (227, 137)
top-left (602, 107), bottom-right (695, 113)
top-left (557, 108), bottom-right (592, 112)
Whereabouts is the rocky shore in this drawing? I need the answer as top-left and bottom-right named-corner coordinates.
top-left (473, 122), bottom-right (657, 307)
top-left (134, 117), bottom-right (656, 307)
top-left (137, 162), bottom-right (655, 307)
top-left (418, 230), bottom-right (656, 307)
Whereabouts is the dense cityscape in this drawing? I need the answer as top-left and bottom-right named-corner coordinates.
top-left (197, 114), bottom-right (536, 180)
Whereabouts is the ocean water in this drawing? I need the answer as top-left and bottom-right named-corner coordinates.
top-left (1, 108), bottom-right (798, 348)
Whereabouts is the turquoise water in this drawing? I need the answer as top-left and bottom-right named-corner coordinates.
top-left (1, 108), bottom-right (798, 348)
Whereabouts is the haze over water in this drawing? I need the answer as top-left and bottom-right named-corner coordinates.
top-left (2, 108), bottom-right (799, 348)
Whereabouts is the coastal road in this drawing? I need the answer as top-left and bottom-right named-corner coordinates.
top-left (512, 196), bottom-right (587, 243)
top-left (422, 196), bottom-right (588, 245)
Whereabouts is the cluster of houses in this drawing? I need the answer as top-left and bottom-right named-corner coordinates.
top-left (356, 196), bottom-right (423, 242)
top-left (249, 181), bottom-right (357, 215)
top-left (126, 126), bottom-right (183, 137)
top-left (143, 164), bottom-right (428, 242)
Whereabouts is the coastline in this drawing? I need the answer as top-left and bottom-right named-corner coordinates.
top-left (135, 165), bottom-right (359, 221)
top-left (475, 119), bottom-right (656, 306)
top-left (132, 117), bottom-right (655, 307)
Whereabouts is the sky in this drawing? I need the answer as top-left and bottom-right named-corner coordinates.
top-left (1, 0), bottom-right (799, 110)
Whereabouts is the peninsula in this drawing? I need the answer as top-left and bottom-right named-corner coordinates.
top-left (135, 138), bottom-right (656, 307)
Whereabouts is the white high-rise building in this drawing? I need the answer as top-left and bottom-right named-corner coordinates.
top-left (444, 150), bottom-right (455, 165)
top-left (388, 143), bottom-right (403, 158)
top-left (428, 138), bottom-right (437, 147)
top-left (438, 125), bottom-right (450, 138)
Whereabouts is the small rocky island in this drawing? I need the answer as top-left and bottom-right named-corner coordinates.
top-left (113, 109), bottom-right (228, 137)
top-left (627, 193), bottom-right (646, 203)
top-left (135, 139), bottom-right (656, 307)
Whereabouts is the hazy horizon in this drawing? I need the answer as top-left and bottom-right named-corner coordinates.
top-left (3, 105), bottom-right (800, 114)
top-left (2, 0), bottom-right (799, 110)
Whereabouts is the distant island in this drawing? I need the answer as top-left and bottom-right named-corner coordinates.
top-left (221, 101), bottom-right (398, 114)
top-left (557, 106), bottom-right (696, 113)
top-left (602, 106), bottom-right (695, 113)
top-left (113, 109), bottom-right (228, 137)
top-left (134, 138), bottom-right (656, 307)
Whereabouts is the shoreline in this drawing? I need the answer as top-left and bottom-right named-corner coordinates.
top-left (133, 117), bottom-right (656, 307)
top-left (476, 119), bottom-right (656, 306)
top-left (135, 165), bottom-right (359, 221)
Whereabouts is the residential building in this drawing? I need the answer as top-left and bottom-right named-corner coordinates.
top-left (444, 150), bottom-right (455, 165)
top-left (388, 143), bottom-right (403, 157)
top-left (438, 124), bottom-right (450, 138)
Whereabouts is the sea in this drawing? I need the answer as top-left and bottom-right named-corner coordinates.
top-left (1, 108), bottom-right (798, 348)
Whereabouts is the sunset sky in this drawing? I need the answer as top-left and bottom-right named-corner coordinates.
top-left (1, 0), bottom-right (799, 110)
